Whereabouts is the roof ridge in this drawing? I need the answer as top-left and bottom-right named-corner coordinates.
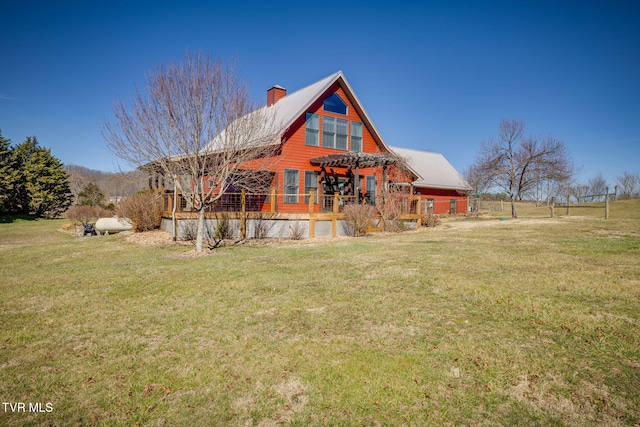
top-left (390, 145), bottom-right (442, 155)
top-left (282, 70), bottom-right (342, 98)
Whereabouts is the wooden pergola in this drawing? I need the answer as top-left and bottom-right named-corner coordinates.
top-left (310, 152), bottom-right (409, 204)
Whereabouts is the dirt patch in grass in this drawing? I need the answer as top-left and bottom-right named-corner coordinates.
top-left (124, 230), bottom-right (176, 246)
top-left (441, 215), bottom-right (589, 230)
top-left (124, 229), bottom-right (357, 249)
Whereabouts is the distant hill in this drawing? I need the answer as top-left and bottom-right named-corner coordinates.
top-left (65, 164), bottom-right (148, 205)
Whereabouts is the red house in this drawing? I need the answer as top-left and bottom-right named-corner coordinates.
top-left (391, 146), bottom-right (471, 215)
top-left (159, 71), bottom-right (470, 239)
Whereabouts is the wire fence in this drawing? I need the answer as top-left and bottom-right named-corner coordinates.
top-left (468, 190), bottom-right (614, 219)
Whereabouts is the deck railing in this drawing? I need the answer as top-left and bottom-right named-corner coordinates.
top-left (162, 189), bottom-right (421, 216)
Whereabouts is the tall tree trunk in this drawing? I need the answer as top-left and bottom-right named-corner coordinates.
top-left (196, 207), bottom-right (205, 252)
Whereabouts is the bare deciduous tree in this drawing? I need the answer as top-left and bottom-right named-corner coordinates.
top-left (587, 172), bottom-right (607, 201)
top-left (102, 53), bottom-right (281, 251)
top-left (463, 164), bottom-right (489, 194)
top-left (473, 119), bottom-right (573, 218)
top-left (616, 171), bottom-right (640, 199)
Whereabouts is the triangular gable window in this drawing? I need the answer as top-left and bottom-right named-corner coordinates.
top-left (323, 93), bottom-right (348, 115)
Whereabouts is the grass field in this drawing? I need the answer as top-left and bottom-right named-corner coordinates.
top-left (1, 200), bottom-right (639, 426)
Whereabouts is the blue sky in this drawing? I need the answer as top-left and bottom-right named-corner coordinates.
top-left (1, 0), bottom-right (639, 186)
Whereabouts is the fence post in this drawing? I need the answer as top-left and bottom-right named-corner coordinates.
top-left (551, 197), bottom-right (555, 218)
top-left (567, 186), bottom-right (571, 216)
top-left (308, 189), bottom-right (315, 214)
top-left (240, 189), bottom-right (246, 239)
top-left (333, 192), bottom-right (340, 214)
top-left (308, 189), bottom-right (315, 238)
top-left (605, 187), bottom-right (609, 219)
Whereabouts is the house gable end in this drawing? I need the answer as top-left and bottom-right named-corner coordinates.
top-left (276, 74), bottom-right (393, 158)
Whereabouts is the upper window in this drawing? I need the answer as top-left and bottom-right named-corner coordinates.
top-left (323, 117), bottom-right (348, 150)
top-left (351, 122), bottom-right (362, 152)
top-left (323, 94), bottom-right (348, 115)
top-left (305, 113), bottom-right (319, 146)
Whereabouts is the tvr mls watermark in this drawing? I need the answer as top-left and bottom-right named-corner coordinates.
top-left (2, 402), bottom-right (53, 413)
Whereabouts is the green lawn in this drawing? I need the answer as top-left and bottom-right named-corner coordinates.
top-left (1, 200), bottom-right (639, 426)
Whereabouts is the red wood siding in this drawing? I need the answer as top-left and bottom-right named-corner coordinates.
top-left (415, 187), bottom-right (469, 214)
top-left (271, 83), bottom-right (395, 213)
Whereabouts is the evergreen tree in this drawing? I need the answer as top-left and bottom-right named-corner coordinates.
top-left (1, 135), bottom-right (72, 217)
top-left (0, 131), bottom-right (12, 213)
top-left (5, 136), bottom-right (36, 214)
top-left (78, 182), bottom-right (106, 207)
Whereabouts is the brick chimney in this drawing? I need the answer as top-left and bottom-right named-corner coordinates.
top-left (267, 85), bottom-right (286, 106)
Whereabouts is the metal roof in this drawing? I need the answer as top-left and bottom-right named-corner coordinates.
top-left (390, 146), bottom-right (472, 191)
top-left (205, 71), bottom-right (394, 154)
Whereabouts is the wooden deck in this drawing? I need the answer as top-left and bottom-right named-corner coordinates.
top-left (160, 189), bottom-right (424, 239)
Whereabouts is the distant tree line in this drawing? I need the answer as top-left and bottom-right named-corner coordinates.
top-left (65, 164), bottom-right (148, 208)
top-left (64, 165), bottom-right (150, 228)
top-left (0, 130), bottom-right (72, 218)
top-left (570, 171), bottom-right (639, 203)
top-left (466, 119), bottom-right (639, 214)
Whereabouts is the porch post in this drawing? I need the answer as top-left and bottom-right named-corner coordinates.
top-left (382, 165), bottom-right (388, 213)
top-left (354, 159), bottom-right (360, 205)
top-left (172, 175), bottom-right (178, 241)
top-left (270, 187), bottom-right (277, 213)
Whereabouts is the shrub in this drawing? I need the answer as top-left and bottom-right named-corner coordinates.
top-left (342, 204), bottom-right (377, 237)
top-left (115, 192), bottom-right (162, 232)
top-left (215, 213), bottom-right (233, 241)
top-left (289, 222), bottom-right (305, 240)
top-left (66, 205), bottom-right (113, 225)
top-left (253, 213), bottom-right (279, 240)
top-left (421, 214), bottom-right (440, 228)
top-left (384, 217), bottom-right (410, 232)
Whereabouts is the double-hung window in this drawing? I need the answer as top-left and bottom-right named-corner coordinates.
top-left (305, 113), bottom-right (319, 146)
top-left (323, 117), bottom-right (348, 150)
top-left (304, 171), bottom-right (318, 204)
top-left (351, 122), bottom-right (362, 152)
top-left (284, 169), bottom-right (299, 204)
top-left (366, 176), bottom-right (377, 205)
